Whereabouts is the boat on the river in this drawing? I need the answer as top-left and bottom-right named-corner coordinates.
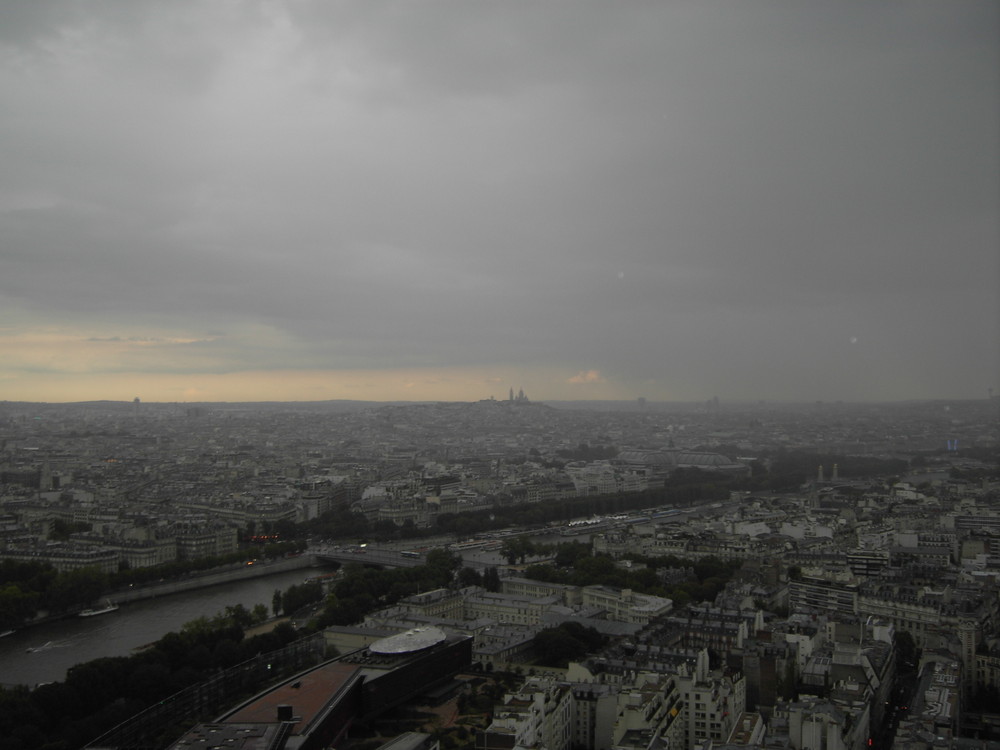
top-left (78, 599), bottom-right (119, 617)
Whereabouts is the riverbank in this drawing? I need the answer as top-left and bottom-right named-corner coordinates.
top-left (9, 555), bottom-right (322, 633)
top-left (2, 566), bottom-right (323, 689)
top-left (108, 554), bottom-right (318, 603)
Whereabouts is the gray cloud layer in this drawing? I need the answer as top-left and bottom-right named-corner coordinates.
top-left (1, 1), bottom-right (997, 401)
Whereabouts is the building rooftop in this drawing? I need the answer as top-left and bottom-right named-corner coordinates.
top-left (370, 626), bottom-right (448, 655)
top-left (220, 660), bottom-right (362, 736)
top-left (169, 723), bottom-right (290, 750)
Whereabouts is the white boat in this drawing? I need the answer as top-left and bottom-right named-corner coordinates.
top-left (79, 599), bottom-right (119, 617)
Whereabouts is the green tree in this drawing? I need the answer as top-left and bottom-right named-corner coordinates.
top-left (45, 566), bottom-right (108, 613)
top-left (125, 662), bottom-right (172, 703)
top-left (220, 604), bottom-right (254, 629)
top-left (483, 567), bottom-right (501, 592)
top-left (0, 583), bottom-right (40, 629)
top-left (424, 549), bottom-right (461, 587)
top-left (554, 541), bottom-right (591, 567)
top-left (533, 623), bottom-right (607, 667)
top-left (524, 564), bottom-right (567, 584)
top-left (501, 537), bottom-right (535, 565)
top-left (571, 555), bottom-right (617, 583)
top-left (251, 603), bottom-right (269, 624)
top-left (457, 567), bottom-right (483, 588)
top-left (281, 581), bottom-right (322, 614)
top-left (180, 615), bottom-right (214, 639)
top-left (30, 682), bottom-right (83, 724)
top-left (212, 639), bottom-right (243, 668)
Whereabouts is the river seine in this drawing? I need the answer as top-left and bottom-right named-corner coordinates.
top-left (0, 566), bottom-right (325, 689)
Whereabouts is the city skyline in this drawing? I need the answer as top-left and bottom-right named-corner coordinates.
top-left (1, 1), bottom-right (997, 405)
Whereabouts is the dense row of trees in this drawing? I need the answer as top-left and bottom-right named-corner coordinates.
top-left (750, 451), bottom-right (910, 491)
top-left (0, 540), bottom-right (308, 631)
top-left (517, 545), bottom-right (740, 666)
top-left (554, 443), bottom-right (619, 461)
top-left (0, 608), bottom-right (302, 750)
top-left (456, 565), bottom-right (502, 591)
top-left (280, 449), bottom-right (936, 548)
top-left (296, 465), bottom-right (747, 545)
top-left (0, 562), bottom-right (106, 630)
top-left (273, 580), bottom-right (324, 616)
top-left (0, 458), bottom-right (746, 630)
top-left (522, 550), bottom-right (741, 609)
top-left (440, 469), bottom-right (735, 541)
top-left (0, 552), bottom-right (392, 750)
top-left (533, 622), bottom-right (607, 667)
top-left (314, 549), bottom-right (462, 628)
top-left (300, 500), bottom-right (402, 542)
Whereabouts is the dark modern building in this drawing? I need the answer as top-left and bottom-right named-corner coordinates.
top-left (168, 627), bottom-right (472, 750)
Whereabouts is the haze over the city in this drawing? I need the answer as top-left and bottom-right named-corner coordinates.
top-left (1, 1), bottom-right (997, 405)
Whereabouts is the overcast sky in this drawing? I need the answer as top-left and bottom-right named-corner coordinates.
top-left (1, 1), bottom-right (997, 404)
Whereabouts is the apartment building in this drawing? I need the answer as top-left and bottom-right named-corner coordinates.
top-left (477, 679), bottom-right (574, 750)
top-left (0, 543), bottom-right (119, 574)
top-left (610, 671), bottom-right (685, 750)
top-left (569, 684), bottom-right (618, 750)
top-left (771, 696), bottom-right (869, 750)
top-left (895, 656), bottom-right (962, 744)
top-left (674, 649), bottom-right (747, 747)
top-left (788, 568), bottom-right (859, 616)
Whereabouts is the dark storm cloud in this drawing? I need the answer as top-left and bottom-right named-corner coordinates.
top-left (0, 0), bottom-right (996, 400)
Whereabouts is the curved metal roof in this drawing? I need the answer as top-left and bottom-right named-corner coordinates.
top-left (369, 626), bottom-right (448, 655)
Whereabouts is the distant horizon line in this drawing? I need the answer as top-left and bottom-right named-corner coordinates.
top-left (3, 396), bottom-right (996, 406)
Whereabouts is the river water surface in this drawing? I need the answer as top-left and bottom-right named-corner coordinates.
top-left (0, 566), bottom-right (327, 689)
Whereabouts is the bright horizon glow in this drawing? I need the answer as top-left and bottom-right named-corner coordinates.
top-left (0, 323), bottom-right (990, 404)
top-left (0, 367), bottom-right (989, 405)
top-left (0, 366), bottom-right (643, 404)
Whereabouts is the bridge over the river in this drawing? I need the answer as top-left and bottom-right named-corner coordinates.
top-left (311, 545), bottom-right (426, 568)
